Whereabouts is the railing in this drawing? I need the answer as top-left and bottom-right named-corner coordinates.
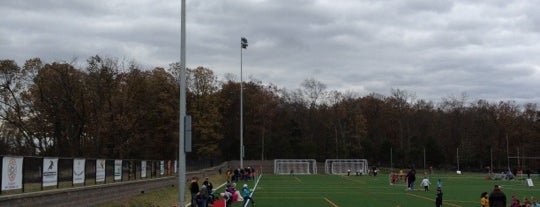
top-left (0, 155), bottom-right (177, 195)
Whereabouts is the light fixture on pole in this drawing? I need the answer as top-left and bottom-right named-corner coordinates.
top-left (178, 0), bottom-right (187, 206)
top-left (240, 37), bottom-right (248, 169)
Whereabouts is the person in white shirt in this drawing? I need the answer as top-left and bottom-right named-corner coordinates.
top-left (421, 176), bottom-right (431, 191)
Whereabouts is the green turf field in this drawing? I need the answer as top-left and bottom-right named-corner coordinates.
top-left (230, 173), bottom-right (540, 207)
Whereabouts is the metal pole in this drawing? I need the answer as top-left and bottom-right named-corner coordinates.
top-left (178, 0), bottom-right (187, 205)
top-left (456, 148), bottom-right (459, 171)
top-left (261, 131), bottom-right (264, 161)
top-left (390, 147), bottom-right (393, 172)
top-left (517, 147), bottom-right (520, 169)
top-left (240, 40), bottom-right (244, 169)
top-left (423, 148), bottom-right (426, 171)
top-left (490, 147), bottom-right (493, 174)
top-left (506, 134), bottom-right (510, 171)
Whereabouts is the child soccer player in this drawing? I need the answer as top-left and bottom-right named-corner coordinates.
top-left (435, 188), bottom-right (443, 207)
top-left (421, 176), bottom-right (431, 191)
top-left (391, 172), bottom-right (399, 185)
top-left (242, 184), bottom-right (255, 206)
top-left (481, 192), bottom-right (489, 207)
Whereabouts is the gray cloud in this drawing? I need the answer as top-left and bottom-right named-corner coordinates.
top-left (1, 0), bottom-right (540, 105)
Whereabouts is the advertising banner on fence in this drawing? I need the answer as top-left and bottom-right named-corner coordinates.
top-left (73, 158), bottom-right (86, 184)
top-left (96, 159), bottom-right (106, 182)
top-left (42, 157), bottom-right (58, 187)
top-left (1, 156), bottom-right (23, 191)
top-left (160, 161), bottom-right (164, 175)
top-left (141, 161), bottom-right (147, 178)
top-left (114, 160), bottom-right (122, 181)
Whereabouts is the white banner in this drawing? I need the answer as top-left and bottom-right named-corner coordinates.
top-left (2, 156), bottom-right (23, 191)
top-left (96, 159), bottom-right (106, 182)
top-left (73, 159), bottom-right (86, 184)
top-left (42, 158), bottom-right (58, 187)
top-left (527, 178), bottom-right (534, 187)
top-left (141, 161), bottom-right (147, 178)
top-left (114, 160), bottom-right (122, 181)
top-left (160, 161), bottom-right (165, 175)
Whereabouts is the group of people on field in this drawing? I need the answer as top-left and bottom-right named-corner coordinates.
top-left (189, 166), bottom-right (257, 207)
top-left (391, 167), bottom-right (540, 207)
top-left (480, 185), bottom-right (540, 207)
top-left (190, 176), bottom-right (216, 207)
top-left (226, 166), bottom-right (256, 183)
top-left (219, 182), bottom-right (255, 207)
top-left (390, 168), bottom-right (443, 206)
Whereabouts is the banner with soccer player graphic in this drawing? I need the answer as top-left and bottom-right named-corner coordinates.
top-left (1, 156), bottom-right (23, 191)
top-left (42, 157), bottom-right (59, 187)
top-left (96, 159), bottom-right (106, 183)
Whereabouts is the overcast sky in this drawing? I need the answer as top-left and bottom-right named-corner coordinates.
top-left (2, 0), bottom-right (540, 105)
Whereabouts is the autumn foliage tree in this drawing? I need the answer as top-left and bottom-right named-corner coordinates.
top-left (0, 56), bottom-right (539, 171)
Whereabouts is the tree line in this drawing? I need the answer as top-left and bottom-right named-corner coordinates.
top-left (1, 56), bottom-right (539, 170)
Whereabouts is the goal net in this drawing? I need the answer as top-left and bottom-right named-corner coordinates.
top-left (324, 159), bottom-right (368, 175)
top-left (274, 159), bottom-right (317, 175)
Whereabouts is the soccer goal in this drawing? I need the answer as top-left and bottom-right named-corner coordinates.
top-left (274, 159), bottom-right (317, 175)
top-left (324, 159), bottom-right (369, 175)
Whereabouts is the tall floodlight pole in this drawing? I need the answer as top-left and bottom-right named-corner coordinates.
top-left (240, 37), bottom-right (248, 168)
top-left (178, 0), bottom-right (187, 205)
top-left (456, 148), bottom-right (459, 171)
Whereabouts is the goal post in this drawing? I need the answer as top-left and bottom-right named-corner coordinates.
top-left (325, 159), bottom-right (369, 175)
top-left (274, 159), bottom-right (317, 175)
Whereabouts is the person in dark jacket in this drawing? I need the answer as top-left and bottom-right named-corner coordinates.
top-left (199, 185), bottom-right (209, 207)
top-left (488, 185), bottom-right (507, 207)
top-left (435, 188), bottom-right (443, 207)
top-left (190, 177), bottom-right (200, 207)
top-left (202, 177), bottom-right (213, 193)
top-left (407, 168), bottom-right (416, 191)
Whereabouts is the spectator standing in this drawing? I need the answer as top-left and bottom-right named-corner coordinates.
top-left (510, 199), bottom-right (520, 207)
top-left (226, 168), bottom-right (233, 183)
top-left (199, 185), bottom-right (209, 207)
top-left (489, 185), bottom-right (507, 207)
top-left (190, 177), bottom-right (200, 207)
top-left (203, 177), bottom-right (214, 193)
top-left (233, 168), bottom-right (240, 182)
top-left (524, 196), bottom-right (532, 207)
top-left (531, 197), bottom-right (539, 207)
